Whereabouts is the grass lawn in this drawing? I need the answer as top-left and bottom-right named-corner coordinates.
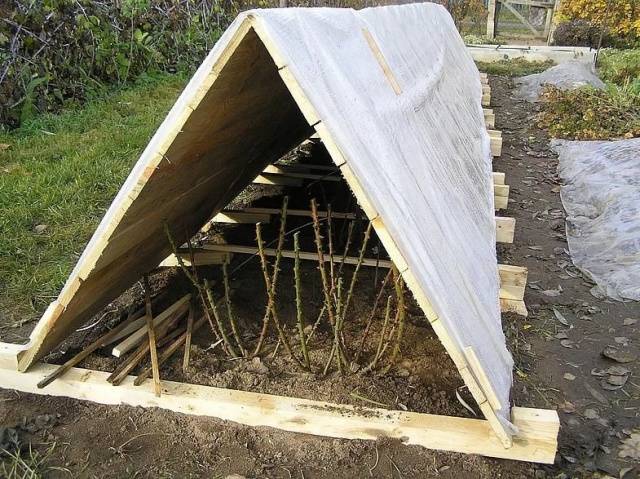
top-left (0, 72), bottom-right (187, 327)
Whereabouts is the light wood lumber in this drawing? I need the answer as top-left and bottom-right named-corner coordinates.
top-left (253, 173), bottom-right (303, 187)
top-left (0, 357), bottom-right (559, 463)
top-left (112, 294), bottom-right (191, 357)
top-left (495, 216), bottom-right (516, 243)
top-left (262, 165), bottom-right (342, 182)
top-left (158, 250), bottom-right (230, 268)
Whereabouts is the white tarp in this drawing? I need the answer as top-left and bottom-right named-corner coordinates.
top-left (252, 5), bottom-right (513, 425)
top-left (515, 61), bottom-right (605, 102)
top-left (553, 138), bottom-right (640, 301)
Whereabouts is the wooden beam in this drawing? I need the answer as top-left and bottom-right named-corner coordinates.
top-left (201, 244), bottom-right (527, 303)
top-left (495, 216), bottom-right (516, 243)
top-left (211, 211), bottom-right (272, 224)
top-left (253, 173), bottom-right (303, 187)
top-left (158, 250), bottom-right (230, 268)
top-left (111, 294), bottom-right (191, 358)
top-left (0, 358), bottom-right (559, 464)
top-left (262, 165), bottom-right (342, 182)
top-left (486, 0), bottom-right (497, 38)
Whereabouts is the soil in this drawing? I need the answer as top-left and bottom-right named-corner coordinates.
top-left (1, 77), bottom-right (639, 478)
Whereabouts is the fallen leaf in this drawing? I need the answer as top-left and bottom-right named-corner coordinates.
top-left (564, 373), bottom-right (576, 381)
top-left (623, 318), bottom-right (638, 326)
top-left (607, 375), bottom-right (628, 387)
top-left (553, 308), bottom-right (570, 326)
top-left (585, 382), bottom-right (609, 405)
top-left (560, 339), bottom-right (575, 348)
top-left (606, 366), bottom-right (630, 376)
top-left (603, 346), bottom-right (637, 364)
top-left (33, 224), bottom-right (48, 234)
top-left (614, 337), bottom-right (629, 346)
top-left (584, 408), bottom-right (599, 419)
top-left (543, 289), bottom-right (561, 297)
top-left (618, 430), bottom-right (640, 460)
top-left (559, 401), bottom-right (576, 413)
top-left (528, 246), bottom-right (543, 251)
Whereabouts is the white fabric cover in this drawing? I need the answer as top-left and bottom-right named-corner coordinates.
top-left (249, 4), bottom-right (513, 424)
top-left (553, 138), bottom-right (640, 301)
top-left (516, 61), bottom-right (605, 102)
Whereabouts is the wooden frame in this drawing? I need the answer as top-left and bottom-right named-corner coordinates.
top-left (5, 16), bottom-right (555, 463)
top-left (486, 0), bottom-right (559, 41)
top-left (0, 351), bottom-right (558, 464)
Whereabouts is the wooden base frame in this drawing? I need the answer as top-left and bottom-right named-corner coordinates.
top-left (0, 347), bottom-right (558, 464)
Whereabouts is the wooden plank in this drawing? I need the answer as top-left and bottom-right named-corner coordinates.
top-left (482, 92), bottom-right (491, 107)
top-left (489, 129), bottom-right (502, 157)
top-left (262, 165), bottom-right (342, 182)
top-left (212, 211), bottom-right (272, 224)
top-left (484, 108), bottom-right (495, 129)
top-left (239, 207), bottom-right (357, 220)
top-left (494, 184), bottom-right (509, 198)
top-left (501, 298), bottom-right (528, 317)
top-left (493, 171), bottom-right (505, 185)
top-left (495, 195), bottom-right (509, 211)
top-left (495, 216), bottom-right (516, 243)
top-left (201, 244), bottom-right (527, 305)
top-left (361, 28), bottom-right (402, 95)
top-left (0, 359), bottom-right (559, 463)
top-left (487, 0), bottom-right (497, 38)
top-left (112, 295), bottom-right (191, 358)
top-left (253, 174), bottom-right (303, 187)
top-left (158, 251), bottom-right (230, 268)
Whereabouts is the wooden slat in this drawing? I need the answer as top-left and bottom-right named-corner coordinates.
top-left (0, 356), bottom-right (559, 464)
top-left (495, 216), bottom-right (516, 243)
top-left (484, 109), bottom-right (495, 129)
top-left (253, 173), bottom-right (303, 187)
top-left (201, 244), bottom-right (527, 304)
top-left (211, 211), bottom-right (272, 224)
top-left (158, 251), bottom-right (230, 268)
top-left (262, 164), bottom-right (342, 182)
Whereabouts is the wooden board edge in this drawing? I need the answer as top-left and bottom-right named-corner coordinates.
top-left (0, 359), bottom-right (559, 464)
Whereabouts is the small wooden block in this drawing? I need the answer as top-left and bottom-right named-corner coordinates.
top-left (495, 216), bottom-right (516, 244)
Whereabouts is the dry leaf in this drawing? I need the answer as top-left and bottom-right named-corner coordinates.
top-left (619, 431), bottom-right (640, 460)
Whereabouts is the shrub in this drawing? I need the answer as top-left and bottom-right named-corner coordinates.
top-left (553, 19), bottom-right (614, 47)
top-left (476, 58), bottom-right (554, 77)
top-left (0, 0), bottom-right (239, 128)
top-left (556, 0), bottom-right (640, 41)
top-left (538, 85), bottom-right (640, 139)
top-left (598, 48), bottom-right (640, 91)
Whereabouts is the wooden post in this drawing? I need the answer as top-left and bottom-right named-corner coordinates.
top-left (143, 275), bottom-right (161, 397)
top-left (487, 0), bottom-right (497, 39)
top-left (547, 0), bottom-right (561, 45)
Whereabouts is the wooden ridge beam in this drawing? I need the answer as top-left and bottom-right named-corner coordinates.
top-left (0, 357), bottom-right (558, 463)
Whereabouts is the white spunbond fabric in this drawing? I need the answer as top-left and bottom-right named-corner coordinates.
top-left (515, 61), bottom-right (605, 102)
top-left (251, 5), bottom-right (513, 426)
top-left (553, 138), bottom-right (640, 301)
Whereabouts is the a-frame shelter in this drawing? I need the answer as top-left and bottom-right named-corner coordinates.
top-left (2, 4), bottom-right (558, 463)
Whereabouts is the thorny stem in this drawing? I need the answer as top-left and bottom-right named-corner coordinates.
top-left (255, 223), bottom-right (306, 369)
top-left (204, 279), bottom-right (238, 358)
top-left (355, 268), bottom-right (393, 362)
top-left (294, 232), bottom-right (311, 370)
top-left (253, 197), bottom-right (289, 356)
top-left (324, 277), bottom-right (344, 375)
top-left (310, 199), bottom-right (347, 371)
top-left (163, 222), bottom-right (222, 344)
top-left (335, 220), bottom-right (355, 281)
top-left (364, 295), bottom-right (393, 372)
top-left (383, 268), bottom-right (406, 373)
top-left (341, 221), bottom-right (373, 326)
top-left (223, 261), bottom-right (246, 357)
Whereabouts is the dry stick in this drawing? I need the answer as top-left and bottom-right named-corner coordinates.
top-left (253, 197), bottom-right (289, 356)
top-left (305, 304), bottom-right (326, 343)
top-left (204, 279), bottom-right (238, 358)
top-left (310, 199), bottom-right (345, 373)
top-left (37, 313), bottom-right (141, 388)
top-left (383, 270), bottom-right (406, 373)
top-left (294, 232), bottom-right (311, 369)
top-left (223, 261), bottom-right (246, 357)
top-left (255, 224), bottom-right (306, 368)
top-left (164, 223), bottom-right (222, 344)
top-left (182, 300), bottom-right (194, 371)
top-left (134, 317), bottom-right (206, 385)
top-left (364, 296), bottom-right (393, 372)
top-left (142, 275), bottom-right (162, 397)
top-left (354, 268), bottom-right (393, 362)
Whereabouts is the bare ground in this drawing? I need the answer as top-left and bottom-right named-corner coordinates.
top-left (1, 77), bottom-right (639, 478)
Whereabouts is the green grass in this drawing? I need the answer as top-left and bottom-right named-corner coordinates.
top-left (0, 72), bottom-right (187, 326)
top-left (476, 58), bottom-right (555, 77)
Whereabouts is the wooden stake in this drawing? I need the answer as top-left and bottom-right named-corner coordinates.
top-left (37, 313), bottom-right (141, 389)
top-left (134, 318), bottom-right (206, 386)
top-left (294, 232), bottom-right (311, 370)
top-left (182, 300), bottom-right (194, 372)
top-left (142, 275), bottom-right (161, 397)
